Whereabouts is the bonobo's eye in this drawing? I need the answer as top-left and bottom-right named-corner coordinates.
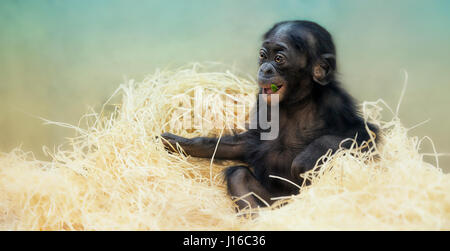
top-left (274, 54), bottom-right (286, 65)
top-left (259, 50), bottom-right (267, 60)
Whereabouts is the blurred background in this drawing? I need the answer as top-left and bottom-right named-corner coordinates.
top-left (1, 0), bottom-right (449, 171)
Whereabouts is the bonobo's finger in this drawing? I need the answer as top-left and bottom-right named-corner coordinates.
top-left (290, 162), bottom-right (304, 181)
top-left (161, 132), bottom-right (179, 140)
top-left (290, 160), bottom-right (314, 186)
top-left (160, 133), bottom-right (177, 151)
top-left (161, 132), bottom-right (183, 144)
top-left (160, 132), bottom-right (192, 152)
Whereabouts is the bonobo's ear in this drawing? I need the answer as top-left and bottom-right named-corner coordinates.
top-left (312, 54), bottom-right (335, 86)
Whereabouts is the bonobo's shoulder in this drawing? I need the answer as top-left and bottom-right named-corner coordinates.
top-left (317, 82), bottom-right (380, 142)
top-left (315, 82), bottom-right (366, 132)
top-left (317, 82), bottom-right (355, 109)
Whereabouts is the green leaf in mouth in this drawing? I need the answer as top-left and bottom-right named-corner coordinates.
top-left (271, 83), bottom-right (279, 92)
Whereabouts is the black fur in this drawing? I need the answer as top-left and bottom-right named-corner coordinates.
top-left (162, 20), bottom-right (379, 210)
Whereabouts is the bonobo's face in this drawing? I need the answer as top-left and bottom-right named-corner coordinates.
top-left (258, 24), bottom-right (309, 105)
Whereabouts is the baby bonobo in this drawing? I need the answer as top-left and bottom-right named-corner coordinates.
top-left (162, 20), bottom-right (378, 211)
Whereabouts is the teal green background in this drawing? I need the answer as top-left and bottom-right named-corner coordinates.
top-left (1, 0), bottom-right (449, 171)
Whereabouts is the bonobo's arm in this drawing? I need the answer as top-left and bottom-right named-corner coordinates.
top-left (161, 132), bottom-right (248, 160)
top-left (290, 135), bottom-right (348, 181)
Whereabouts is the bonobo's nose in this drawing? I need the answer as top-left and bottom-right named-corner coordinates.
top-left (258, 62), bottom-right (275, 79)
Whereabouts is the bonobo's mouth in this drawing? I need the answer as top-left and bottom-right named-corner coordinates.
top-left (261, 84), bottom-right (284, 95)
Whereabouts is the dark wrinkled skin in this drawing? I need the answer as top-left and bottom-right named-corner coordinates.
top-left (162, 20), bottom-right (378, 211)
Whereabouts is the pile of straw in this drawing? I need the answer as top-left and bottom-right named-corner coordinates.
top-left (1, 64), bottom-right (449, 230)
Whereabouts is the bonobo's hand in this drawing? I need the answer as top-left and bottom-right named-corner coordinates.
top-left (290, 160), bottom-right (306, 182)
top-left (161, 132), bottom-right (246, 159)
top-left (160, 132), bottom-right (192, 152)
top-left (290, 154), bottom-right (315, 184)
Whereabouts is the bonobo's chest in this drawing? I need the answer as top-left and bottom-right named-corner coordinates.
top-left (245, 108), bottom-right (323, 179)
top-left (244, 129), bottom-right (313, 195)
top-left (255, 127), bottom-right (311, 171)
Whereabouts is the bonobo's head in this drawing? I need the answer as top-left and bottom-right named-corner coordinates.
top-left (258, 20), bottom-right (337, 105)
